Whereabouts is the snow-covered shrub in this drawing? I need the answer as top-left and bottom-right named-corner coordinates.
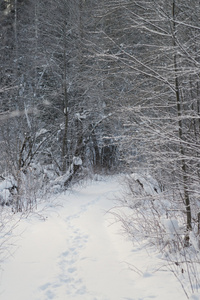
top-left (0, 176), bottom-right (17, 206)
top-left (116, 173), bottom-right (200, 298)
top-left (0, 164), bottom-right (52, 212)
top-left (117, 173), bottom-right (185, 251)
top-left (53, 157), bottom-right (91, 190)
top-left (14, 163), bottom-right (52, 211)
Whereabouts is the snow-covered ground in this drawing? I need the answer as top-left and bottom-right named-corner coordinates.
top-left (0, 176), bottom-right (191, 299)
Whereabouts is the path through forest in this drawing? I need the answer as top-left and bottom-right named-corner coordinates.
top-left (0, 176), bottom-right (186, 300)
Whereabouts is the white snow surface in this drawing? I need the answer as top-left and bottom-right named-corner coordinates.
top-left (0, 176), bottom-right (191, 300)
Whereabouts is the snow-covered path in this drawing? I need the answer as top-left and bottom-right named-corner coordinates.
top-left (0, 176), bottom-right (186, 300)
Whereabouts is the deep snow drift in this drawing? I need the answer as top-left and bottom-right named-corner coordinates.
top-left (0, 176), bottom-right (190, 299)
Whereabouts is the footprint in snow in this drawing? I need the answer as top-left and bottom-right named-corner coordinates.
top-left (45, 289), bottom-right (55, 299)
top-left (68, 267), bottom-right (77, 273)
top-left (62, 250), bottom-right (69, 257)
top-left (39, 282), bottom-right (51, 291)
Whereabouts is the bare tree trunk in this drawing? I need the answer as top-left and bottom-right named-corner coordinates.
top-left (61, 22), bottom-right (69, 173)
top-left (172, 0), bottom-right (192, 232)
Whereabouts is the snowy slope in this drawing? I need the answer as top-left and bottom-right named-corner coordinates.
top-left (0, 176), bottom-right (188, 300)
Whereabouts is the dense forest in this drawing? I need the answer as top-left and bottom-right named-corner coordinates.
top-left (1, 0), bottom-right (200, 294)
